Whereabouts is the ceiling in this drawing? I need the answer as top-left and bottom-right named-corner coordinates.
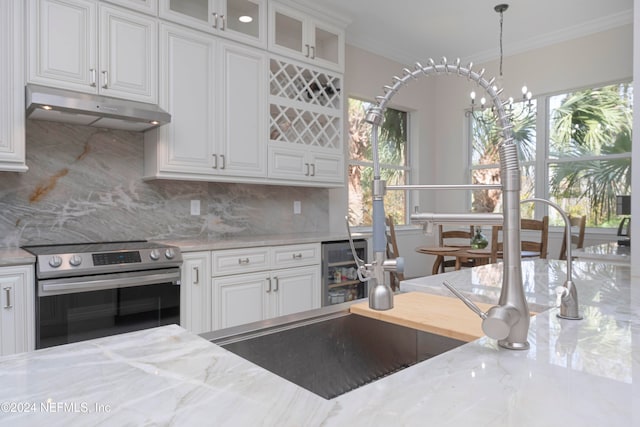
top-left (294, 0), bottom-right (633, 65)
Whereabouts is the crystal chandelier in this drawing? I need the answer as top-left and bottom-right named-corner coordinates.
top-left (469, 4), bottom-right (533, 118)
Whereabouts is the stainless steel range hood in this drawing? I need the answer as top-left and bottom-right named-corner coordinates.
top-left (25, 84), bottom-right (171, 132)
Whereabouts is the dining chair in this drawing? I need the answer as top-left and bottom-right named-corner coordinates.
top-left (559, 215), bottom-right (586, 260)
top-left (434, 225), bottom-right (475, 274)
top-left (385, 215), bottom-right (405, 290)
top-left (490, 216), bottom-right (549, 263)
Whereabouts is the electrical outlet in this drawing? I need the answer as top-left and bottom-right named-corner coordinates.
top-left (190, 200), bottom-right (201, 216)
top-left (293, 200), bottom-right (301, 214)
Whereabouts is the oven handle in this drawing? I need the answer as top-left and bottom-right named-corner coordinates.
top-left (39, 269), bottom-right (181, 297)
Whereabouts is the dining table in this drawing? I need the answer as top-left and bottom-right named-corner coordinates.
top-left (415, 245), bottom-right (493, 275)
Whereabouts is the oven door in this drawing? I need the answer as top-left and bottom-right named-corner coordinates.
top-left (36, 268), bottom-right (180, 349)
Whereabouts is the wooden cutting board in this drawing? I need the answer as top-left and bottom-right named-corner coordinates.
top-left (350, 292), bottom-right (494, 342)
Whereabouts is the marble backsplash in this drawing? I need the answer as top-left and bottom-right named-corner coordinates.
top-left (0, 120), bottom-right (329, 247)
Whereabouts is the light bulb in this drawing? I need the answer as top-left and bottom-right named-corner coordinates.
top-left (238, 15), bottom-right (253, 23)
top-left (470, 91), bottom-right (476, 101)
top-left (480, 97), bottom-right (486, 107)
top-left (521, 86), bottom-right (528, 95)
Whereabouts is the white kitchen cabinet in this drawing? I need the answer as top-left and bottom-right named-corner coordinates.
top-left (267, 55), bottom-right (343, 186)
top-left (159, 0), bottom-right (266, 48)
top-left (0, 0), bottom-right (27, 172)
top-left (180, 251), bottom-right (211, 334)
top-left (211, 244), bottom-right (321, 330)
top-left (0, 266), bottom-right (35, 356)
top-left (145, 23), bottom-right (267, 181)
top-left (268, 145), bottom-right (343, 185)
top-left (27, 0), bottom-right (157, 103)
top-left (268, 1), bottom-right (345, 72)
top-left (102, 0), bottom-right (157, 15)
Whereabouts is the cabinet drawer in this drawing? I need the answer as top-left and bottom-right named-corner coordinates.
top-left (271, 243), bottom-right (320, 268)
top-left (212, 247), bottom-right (270, 276)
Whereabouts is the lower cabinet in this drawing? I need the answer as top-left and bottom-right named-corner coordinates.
top-left (0, 265), bottom-right (35, 356)
top-left (180, 251), bottom-right (211, 334)
top-left (180, 244), bottom-right (321, 333)
top-left (213, 266), bottom-right (319, 330)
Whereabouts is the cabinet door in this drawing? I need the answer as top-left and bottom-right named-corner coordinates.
top-left (221, 0), bottom-right (266, 47)
top-left (267, 145), bottom-right (308, 181)
top-left (0, 0), bottom-right (27, 172)
top-left (148, 23), bottom-right (217, 175)
top-left (180, 252), bottom-right (211, 334)
top-left (99, 4), bottom-right (157, 103)
top-left (214, 273), bottom-right (269, 330)
top-left (272, 266), bottom-right (319, 317)
top-left (0, 266), bottom-right (35, 356)
top-left (309, 20), bottom-right (344, 72)
top-left (217, 41), bottom-right (267, 177)
top-left (159, 0), bottom-right (214, 34)
top-left (101, 0), bottom-right (158, 16)
top-left (310, 151), bottom-right (344, 184)
top-left (269, 3), bottom-right (305, 61)
top-left (27, 0), bottom-right (98, 92)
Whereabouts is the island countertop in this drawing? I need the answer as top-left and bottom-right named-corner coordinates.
top-left (0, 259), bottom-right (636, 426)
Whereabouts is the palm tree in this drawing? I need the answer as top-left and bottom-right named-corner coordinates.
top-left (548, 84), bottom-right (632, 225)
top-left (348, 98), bottom-right (408, 225)
top-left (470, 102), bottom-right (537, 213)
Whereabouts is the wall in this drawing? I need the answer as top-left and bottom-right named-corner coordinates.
top-left (0, 120), bottom-right (329, 247)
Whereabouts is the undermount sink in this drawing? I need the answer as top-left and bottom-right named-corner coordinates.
top-left (211, 312), bottom-right (465, 399)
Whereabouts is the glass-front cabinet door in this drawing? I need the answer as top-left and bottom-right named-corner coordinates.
top-left (269, 1), bottom-right (344, 72)
top-left (159, 0), bottom-right (266, 47)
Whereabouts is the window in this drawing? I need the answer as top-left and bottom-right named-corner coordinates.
top-left (469, 82), bottom-right (632, 228)
top-left (469, 100), bottom-right (537, 217)
top-left (547, 84), bottom-right (632, 227)
top-left (348, 98), bottom-right (409, 226)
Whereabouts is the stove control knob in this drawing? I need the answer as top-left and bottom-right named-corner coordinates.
top-left (149, 249), bottom-right (160, 261)
top-left (165, 248), bottom-right (176, 259)
top-left (69, 255), bottom-right (83, 267)
top-left (48, 255), bottom-right (63, 268)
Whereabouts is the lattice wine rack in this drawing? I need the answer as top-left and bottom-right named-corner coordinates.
top-left (269, 57), bottom-right (342, 150)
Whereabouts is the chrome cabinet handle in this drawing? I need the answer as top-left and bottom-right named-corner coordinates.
top-left (193, 266), bottom-right (199, 285)
top-left (273, 277), bottom-right (279, 292)
top-left (310, 163), bottom-right (316, 176)
top-left (292, 253), bottom-right (303, 259)
top-left (220, 154), bottom-right (225, 170)
top-left (101, 70), bottom-right (108, 89)
top-left (305, 44), bottom-right (310, 58)
top-left (238, 258), bottom-right (250, 265)
top-left (305, 163), bottom-right (310, 176)
top-left (212, 12), bottom-right (218, 29)
top-left (266, 277), bottom-right (271, 293)
top-left (220, 15), bottom-right (226, 31)
top-left (212, 154), bottom-right (218, 169)
top-left (90, 68), bottom-right (96, 87)
top-left (310, 46), bottom-right (316, 59)
top-left (4, 287), bottom-right (12, 309)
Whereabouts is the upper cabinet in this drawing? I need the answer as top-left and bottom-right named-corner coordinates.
top-left (102, 0), bottom-right (158, 15)
top-left (159, 0), bottom-right (266, 48)
top-left (0, 0), bottom-right (27, 172)
top-left (144, 23), bottom-right (267, 182)
top-left (268, 1), bottom-right (345, 72)
top-left (27, 0), bottom-right (158, 104)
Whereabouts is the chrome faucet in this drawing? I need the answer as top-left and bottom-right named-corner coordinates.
top-left (521, 198), bottom-right (582, 320)
top-left (348, 57), bottom-right (531, 350)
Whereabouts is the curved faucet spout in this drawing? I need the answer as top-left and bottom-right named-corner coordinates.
top-left (521, 198), bottom-right (582, 320)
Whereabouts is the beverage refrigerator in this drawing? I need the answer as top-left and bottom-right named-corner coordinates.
top-left (321, 239), bottom-right (368, 306)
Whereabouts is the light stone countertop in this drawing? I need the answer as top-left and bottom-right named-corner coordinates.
top-left (156, 232), bottom-right (369, 252)
top-left (0, 248), bottom-right (35, 267)
top-left (573, 241), bottom-right (631, 265)
top-left (0, 259), bottom-right (637, 426)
